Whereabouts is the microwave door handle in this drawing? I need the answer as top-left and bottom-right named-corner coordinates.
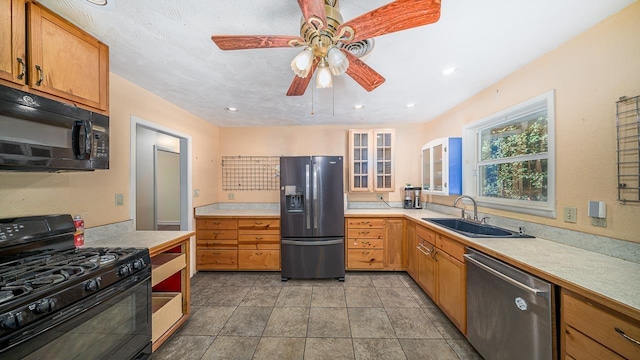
top-left (72, 120), bottom-right (93, 159)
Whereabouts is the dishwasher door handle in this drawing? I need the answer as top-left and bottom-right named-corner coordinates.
top-left (464, 254), bottom-right (547, 296)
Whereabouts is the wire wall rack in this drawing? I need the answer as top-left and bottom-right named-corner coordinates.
top-left (616, 95), bottom-right (640, 204)
top-left (222, 156), bottom-right (280, 191)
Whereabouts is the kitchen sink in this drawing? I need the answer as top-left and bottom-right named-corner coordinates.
top-left (422, 218), bottom-right (534, 238)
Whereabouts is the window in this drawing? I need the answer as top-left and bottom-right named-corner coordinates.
top-left (463, 90), bottom-right (555, 217)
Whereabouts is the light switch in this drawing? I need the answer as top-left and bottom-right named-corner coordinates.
top-left (193, 189), bottom-right (200, 197)
top-left (563, 207), bottom-right (577, 223)
top-left (115, 193), bottom-right (124, 206)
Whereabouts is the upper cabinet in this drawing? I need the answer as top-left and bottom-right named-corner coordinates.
top-left (0, 0), bottom-right (26, 84)
top-left (422, 137), bottom-right (462, 196)
top-left (0, 1), bottom-right (109, 112)
top-left (348, 129), bottom-right (395, 192)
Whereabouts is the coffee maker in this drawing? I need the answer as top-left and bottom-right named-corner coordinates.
top-left (413, 187), bottom-right (422, 209)
top-left (403, 186), bottom-right (422, 209)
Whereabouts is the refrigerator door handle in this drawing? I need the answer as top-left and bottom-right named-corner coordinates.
top-left (282, 238), bottom-right (344, 246)
top-left (305, 163), bottom-right (310, 230)
top-left (313, 162), bottom-right (318, 230)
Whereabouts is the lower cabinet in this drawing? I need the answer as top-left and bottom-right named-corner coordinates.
top-left (150, 234), bottom-right (191, 351)
top-left (413, 224), bottom-right (466, 334)
top-left (562, 290), bottom-right (640, 359)
top-left (346, 217), bottom-right (405, 270)
top-left (406, 221), bottom-right (417, 277)
top-left (195, 217), bottom-right (280, 271)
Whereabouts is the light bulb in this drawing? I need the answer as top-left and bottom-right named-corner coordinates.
top-left (315, 59), bottom-right (333, 88)
top-left (326, 46), bottom-right (349, 76)
top-left (291, 47), bottom-right (314, 78)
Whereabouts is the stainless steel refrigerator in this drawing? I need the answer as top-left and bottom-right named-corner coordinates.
top-left (280, 156), bottom-right (345, 281)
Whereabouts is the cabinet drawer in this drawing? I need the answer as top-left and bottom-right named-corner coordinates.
top-left (347, 249), bottom-right (384, 269)
top-left (238, 250), bottom-right (280, 270)
top-left (197, 219), bottom-right (238, 230)
top-left (238, 243), bottom-right (280, 250)
top-left (563, 291), bottom-right (640, 360)
top-left (197, 239), bottom-right (237, 249)
top-left (151, 253), bottom-right (186, 287)
top-left (238, 234), bottom-right (280, 242)
top-left (436, 235), bottom-right (465, 262)
top-left (238, 219), bottom-right (279, 231)
top-left (196, 249), bottom-right (237, 270)
top-left (347, 238), bottom-right (383, 249)
top-left (197, 229), bottom-right (237, 240)
top-left (565, 325), bottom-right (624, 360)
top-left (416, 225), bottom-right (436, 243)
top-left (347, 228), bottom-right (385, 239)
top-left (151, 292), bottom-right (182, 343)
top-left (347, 218), bottom-right (385, 229)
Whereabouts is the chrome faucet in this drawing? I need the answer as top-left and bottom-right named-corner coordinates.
top-left (453, 195), bottom-right (478, 222)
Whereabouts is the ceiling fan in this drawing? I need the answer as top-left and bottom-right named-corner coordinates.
top-left (211, 0), bottom-right (441, 96)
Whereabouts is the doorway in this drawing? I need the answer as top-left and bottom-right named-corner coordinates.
top-left (130, 116), bottom-right (193, 233)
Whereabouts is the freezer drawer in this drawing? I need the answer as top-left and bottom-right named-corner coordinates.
top-left (281, 238), bottom-right (345, 280)
top-left (465, 248), bottom-right (554, 360)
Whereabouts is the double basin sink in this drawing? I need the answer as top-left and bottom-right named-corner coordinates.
top-left (422, 218), bottom-right (534, 238)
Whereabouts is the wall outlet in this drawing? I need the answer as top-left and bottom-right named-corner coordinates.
top-left (591, 217), bottom-right (607, 227)
top-left (376, 193), bottom-right (383, 201)
top-left (193, 189), bottom-right (200, 197)
top-left (115, 193), bottom-right (124, 206)
top-left (228, 193), bottom-right (234, 200)
top-left (563, 206), bottom-right (577, 223)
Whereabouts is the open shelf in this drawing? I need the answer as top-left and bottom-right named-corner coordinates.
top-left (151, 292), bottom-right (182, 343)
top-left (151, 253), bottom-right (186, 287)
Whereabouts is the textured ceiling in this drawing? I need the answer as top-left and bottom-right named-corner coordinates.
top-left (38, 0), bottom-right (635, 127)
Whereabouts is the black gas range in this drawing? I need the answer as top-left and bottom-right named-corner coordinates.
top-left (0, 215), bottom-right (151, 359)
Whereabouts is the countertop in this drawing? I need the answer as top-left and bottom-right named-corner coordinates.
top-left (83, 230), bottom-right (194, 256)
top-left (195, 206), bottom-right (640, 318)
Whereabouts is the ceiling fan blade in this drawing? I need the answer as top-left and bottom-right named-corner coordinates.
top-left (286, 62), bottom-right (318, 96)
top-left (297, 0), bottom-right (327, 29)
top-left (342, 50), bottom-right (385, 92)
top-left (338, 0), bottom-right (441, 43)
top-left (211, 35), bottom-right (305, 50)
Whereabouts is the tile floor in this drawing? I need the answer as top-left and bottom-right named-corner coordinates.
top-left (151, 271), bottom-right (483, 360)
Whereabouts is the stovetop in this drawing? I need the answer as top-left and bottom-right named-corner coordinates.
top-left (0, 215), bottom-right (150, 340)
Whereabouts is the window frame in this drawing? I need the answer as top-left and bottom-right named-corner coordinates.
top-left (462, 90), bottom-right (556, 218)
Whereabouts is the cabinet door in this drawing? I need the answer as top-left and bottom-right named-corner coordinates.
top-left (417, 239), bottom-right (436, 300)
top-left (0, 0), bottom-right (26, 84)
top-left (406, 221), bottom-right (417, 277)
top-left (373, 129), bottom-right (395, 191)
top-left (436, 251), bottom-right (466, 333)
top-left (27, 3), bottom-right (108, 111)
top-left (384, 219), bottom-right (404, 270)
top-left (349, 130), bottom-right (372, 192)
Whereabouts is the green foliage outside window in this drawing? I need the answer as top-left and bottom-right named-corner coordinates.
top-left (479, 116), bottom-right (548, 201)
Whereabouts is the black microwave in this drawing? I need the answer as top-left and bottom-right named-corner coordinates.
top-left (0, 86), bottom-right (108, 171)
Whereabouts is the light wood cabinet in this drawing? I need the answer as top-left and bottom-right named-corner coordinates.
top-left (406, 221), bottom-right (417, 278)
top-left (412, 224), bottom-right (466, 334)
top-left (195, 217), bottom-right (280, 271)
top-left (346, 217), bottom-right (405, 271)
top-left (348, 129), bottom-right (395, 192)
top-left (27, 3), bottom-right (108, 111)
top-left (0, 0), bottom-right (26, 84)
top-left (150, 234), bottom-right (191, 352)
top-left (562, 290), bottom-right (640, 360)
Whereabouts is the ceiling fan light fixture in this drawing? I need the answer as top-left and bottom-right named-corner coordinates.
top-left (316, 58), bottom-right (333, 89)
top-left (326, 46), bottom-right (349, 76)
top-left (291, 47), bottom-right (314, 78)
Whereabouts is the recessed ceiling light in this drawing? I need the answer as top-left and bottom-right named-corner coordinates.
top-left (86, 0), bottom-right (107, 5)
top-left (354, 104), bottom-right (364, 109)
top-left (442, 67), bottom-right (457, 75)
top-left (226, 107), bottom-right (238, 112)
top-left (406, 103), bottom-right (416, 108)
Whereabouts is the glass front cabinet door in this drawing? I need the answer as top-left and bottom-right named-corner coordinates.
top-left (421, 137), bottom-right (462, 196)
top-left (349, 129), bottom-right (395, 192)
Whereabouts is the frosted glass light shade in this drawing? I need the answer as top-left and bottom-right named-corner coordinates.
top-left (326, 46), bottom-right (349, 76)
top-left (316, 63), bottom-right (333, 88)
top-left (291, 47), bottom-right (314, 78)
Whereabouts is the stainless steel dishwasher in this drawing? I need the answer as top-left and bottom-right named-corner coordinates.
top-left (465, 248), bottom-right (555, 360)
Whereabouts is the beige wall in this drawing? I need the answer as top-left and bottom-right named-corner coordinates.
top-left (218, 124), bottom-right (425, 203)
top-left (0, 74), bottom-right (219, 227)
top-left (421, 2), bottom-right (640, 242)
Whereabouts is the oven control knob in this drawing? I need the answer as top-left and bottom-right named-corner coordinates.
top-left (133, 258), bottom-right (146, 270)
top-left (85, 277), bottom-right (102, 291)
top-left (1, 312), bottom-right (23, 329)
top-left (33, 299), bottom-right (56, 314)
top-left (118, 264), bottom-right (132, 277)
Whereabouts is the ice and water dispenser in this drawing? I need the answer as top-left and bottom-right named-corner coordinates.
top-left (284, 185), bottom-right (304, 212)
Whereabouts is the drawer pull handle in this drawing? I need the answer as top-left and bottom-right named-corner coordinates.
top-left (213, 252), bottom-right (221, 255)
top-left (361, 221), bottom-right (370, 224)
top-left (360, 231), bottom-right (370, 235)
top-left (255, 237), bottom-right (263, 240)
top-left (417, 245), bottom-right (431, 256)
top-left (255, 252), bottom-right (264, 255)
top-left (362, 241), bottom-right (369, 244)
top-left (362, 251), bottom-right (370, 255)
top-left (615, 327), bottom-right (640, 346)
top-left (255, 222), bottom-right (264, 225)
top-left (212, 222), bottom-right (221, 225)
